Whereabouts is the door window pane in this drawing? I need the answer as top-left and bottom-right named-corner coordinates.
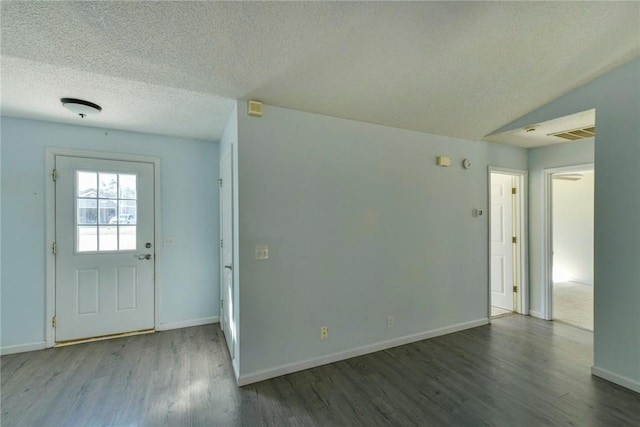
top-left (99, 199), bottom-right (118, 225)
top-left (99, 226), bottom-right (118, 251)
top-left (119, 200), bottom-right (137, 224)
top-left (119, 174), bottom-right (137, 199)
top-left (77, 199), bottom-right (97, 224)
top-left (78, 226), bottom-right (98, 252)
top-left (77, 172), bottom-right (97, 197)
top-left (76, 170), bottom-right (139, 252)
top-left (98, 173), bottom-right (118, 198)
top-left (119, 226), bottom-right (136, 250)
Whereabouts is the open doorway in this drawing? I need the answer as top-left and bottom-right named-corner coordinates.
top-left (489, 169), bottom-right (527, 319)
top-left (219, 148), bottom-right (236, 358)
top-left (551, 167), bottom-right (594, 330)
top-left (485, 108), bottom-right (595, 325)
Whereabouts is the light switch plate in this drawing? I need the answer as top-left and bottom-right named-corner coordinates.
top-left (255, 245), bottom-right (269, 260)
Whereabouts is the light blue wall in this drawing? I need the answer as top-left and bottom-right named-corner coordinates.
top-left (235, 102), bottom-right (526, 378)
top-left (1, 117), bottom-right (220, 350)
top-left (488, 142), bottom-right (528, 171)
top-left (494, 58), bottom-right (640, 389)
top-left (528, 139), bottom-right (595, 313)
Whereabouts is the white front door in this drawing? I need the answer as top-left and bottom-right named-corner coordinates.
top-left (220, 150), bottom-right (235, 358)
top-left (490, 173), bottom-right (515, 311)
top-left (55, 156), bottom-right (155, 342)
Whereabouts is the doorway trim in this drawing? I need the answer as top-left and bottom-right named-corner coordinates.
top-left (45, 148), bottom-right (161, 348)
top-left (219, 146), bottom-right (235, 360)
top-left (542, 163), bottom-right (594, 320)
top-left (488, 167), bottom-right (529, 319)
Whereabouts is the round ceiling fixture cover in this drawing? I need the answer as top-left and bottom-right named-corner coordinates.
top-left (60, 98), bottom-right (102, 118)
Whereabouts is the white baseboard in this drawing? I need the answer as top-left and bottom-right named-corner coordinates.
top-left (238, 318), bottom-right (489, 386)
top-left (1, 341), bottom-right (46, 355)
top-left (529, 310), bottom-right (544, 319)
top-left (592, 366), bottom-right (640, 393)
top-left (232, 357), bottom-right (240, 380)
top-left (157, 316), bottom-right (219, 331)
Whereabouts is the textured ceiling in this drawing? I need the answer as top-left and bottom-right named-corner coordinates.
top-left (1, 1), bottom-right (639, 143)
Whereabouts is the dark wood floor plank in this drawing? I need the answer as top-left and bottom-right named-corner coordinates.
top-left (374, 343), bottom-right (507, 425)
top-left (2, 315), bottom-right (639, 426)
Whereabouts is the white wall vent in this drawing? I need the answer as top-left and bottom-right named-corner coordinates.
top-left (248, 100), bottom-right (263, 117)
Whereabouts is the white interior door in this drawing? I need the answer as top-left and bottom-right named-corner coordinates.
top-left (490, 173), bottom-right (515, 311)
top-left (55, 156), bottom-right (155, 342)
top-left (220, 150), bottom-right (235, 358)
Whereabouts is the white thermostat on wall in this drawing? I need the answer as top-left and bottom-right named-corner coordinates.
top-left (462, 158), bottom-right (472, 169)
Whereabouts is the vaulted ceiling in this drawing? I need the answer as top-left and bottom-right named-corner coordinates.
top-left (1, 1), bottom-right (638, 143)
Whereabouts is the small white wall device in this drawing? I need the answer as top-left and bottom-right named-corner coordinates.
top-left (248, 100), bottom-right (263, 117)
top-left (436, 156), bottom-right (451, 167)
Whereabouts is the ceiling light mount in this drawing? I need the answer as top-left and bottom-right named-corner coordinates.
top-left (61, 98), bottom-right (102, 118)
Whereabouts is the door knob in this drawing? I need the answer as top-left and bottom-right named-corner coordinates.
top-left (225, 265), bottom-right (233, 270)
top-left (136, 254), bottom-right (152, 260)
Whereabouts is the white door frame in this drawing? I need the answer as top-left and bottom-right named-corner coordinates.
top-left (219, 147), bottom-right (235, 358)
top-left (218, 175), bottom-right (224, 334)
top-left (542, 163), bottom-right (594, 320)
top-left (45, 148), bottom-right (161, 348)
top-left (488, 167), bottom-right (529, 319)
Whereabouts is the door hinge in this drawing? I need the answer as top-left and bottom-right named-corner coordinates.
top-left (220, 239), bottom-right (223, 248)
top-left (221, 299), bottom-right (224, 309)
top-left (513, 286), bottom-right (518, 293)
top-left (512, 187), bottom-right (517, 195)
top-left (218, 178), bottom-right (223, 187)
top-left (51, 242), bottom-right (57, 254)
top-left (52, 316), bottom-right (57, 328)
top-left (51, 169), bottom-right (57, 181)
top-left (512, 236), bottom-right (518, 244)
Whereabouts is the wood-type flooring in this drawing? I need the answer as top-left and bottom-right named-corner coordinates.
top-left (2, 315), bottom-right (639, 426)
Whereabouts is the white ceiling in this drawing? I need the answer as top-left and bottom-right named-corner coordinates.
top-left (484, 109), bottom-right (596, 149)
top-left (1, 1), bottom-right (639, 143)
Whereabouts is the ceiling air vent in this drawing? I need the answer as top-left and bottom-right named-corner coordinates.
top-left (549, 126), bottom-right (595, 141)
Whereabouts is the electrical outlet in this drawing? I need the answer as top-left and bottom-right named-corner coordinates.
top-left (387, 316), bottom-right (394, 328)
top-left (320, 326), bottom-right (328, 339)
top-left (255, 245), bottom-right (269, 260)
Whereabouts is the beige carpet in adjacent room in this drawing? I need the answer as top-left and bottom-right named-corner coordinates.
top-left (491, 306), bottom-right (513, 318)
top-left (553, 281), bottom-right (593, 331)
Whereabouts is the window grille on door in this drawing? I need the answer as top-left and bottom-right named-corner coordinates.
top-left (76, 171), bottom-right (137, 252)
